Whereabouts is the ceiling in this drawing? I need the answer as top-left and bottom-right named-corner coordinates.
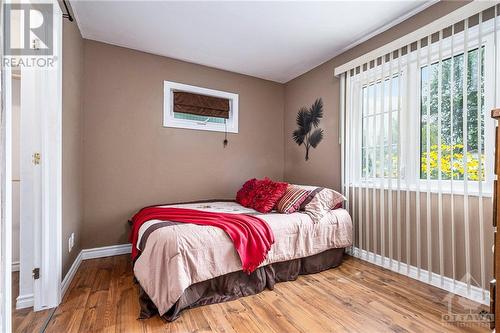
top-left (70, 1), bottom-right (434, 83)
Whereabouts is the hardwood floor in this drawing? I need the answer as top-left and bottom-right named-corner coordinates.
top-left (14, 254), bottom-right (490, 332)
top-left (12, 272), bottom-right (51, 333)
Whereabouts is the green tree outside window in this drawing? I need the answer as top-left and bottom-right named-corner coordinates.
top-left (420, 47), bottom-right (485, 181)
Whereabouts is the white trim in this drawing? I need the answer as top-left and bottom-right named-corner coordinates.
top-left (54, 2), bottom-right (64, 308)
top-left (350, 247), bottom-right (489, 306)
top-left (340, 73), bottom-right (346, 205)
top-left (81, 244), bottom-right (132, 260)
top-left (334, 1), bottom-right (499, 76)
top-left (1, 54), bottom-right (13, 333)
top-left (349, 182), bottom-right (494, 198)
top-left (60, 251), bottom-right (81, 298)
top-left (35, 1), bottom-right (63, 311)
top-left (15, 294), bottom-right (33, 310)
top-left (163, 81), bottom-right (239, 134)
top-left (60, 244), bottom-right (132, 299)
top-left (11, 261), bottom-right (19, 272)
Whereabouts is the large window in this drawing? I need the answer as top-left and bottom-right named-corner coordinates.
top-left (350, 25), bottom-right (496, 195)
top-left (342, 5), bottom-right (500, 301)
top-left (420, 47), bottom-right (485, 181)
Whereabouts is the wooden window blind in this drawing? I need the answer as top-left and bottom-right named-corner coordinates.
top-left (173, 91), bottom-right (230, 119)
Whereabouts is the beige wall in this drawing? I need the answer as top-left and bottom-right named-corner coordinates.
top-left (284, 1), bottom-right (469, 189)
top-left (81, 41), bottom-right (285, 248)
top-left (62, 20), bottom-right (84, 277)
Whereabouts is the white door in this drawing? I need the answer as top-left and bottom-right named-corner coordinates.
top-left (18, 65), bottom-right (42, 310)
top-left (38, 1), bottom-right (62, 309)
top-left (18, 1), bottom-right (62, 311)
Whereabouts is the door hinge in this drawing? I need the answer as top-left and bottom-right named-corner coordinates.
top-left (32, 267), bottom-right (40, 280)
top-left (32, 152), bottom-right (41, 165)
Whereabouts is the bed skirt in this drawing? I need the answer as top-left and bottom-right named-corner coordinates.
top-left (137, 247), bottom-right (346, 321)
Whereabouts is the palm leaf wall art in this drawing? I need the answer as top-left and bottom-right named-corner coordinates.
top-left (292, 98), bottom-right (324, 161)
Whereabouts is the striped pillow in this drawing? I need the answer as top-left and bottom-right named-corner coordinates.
top-left (276, 186), bottom-right (310, 214)
top-left (295, 185), bottom-right (346, 222)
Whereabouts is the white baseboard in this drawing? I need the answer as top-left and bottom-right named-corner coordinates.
top-left (12, 261), bottom-right (19, 272)
top-left (16, 293), bottom-right (34, 309)
top-left (81, 244), bottom-right (132, 260)
top-left (61, 244), bottom-right (132, 298)
top-left (58, 244), bottom-right (488, 308)
top-left (349, 247), bottom-right (489, 306)
top-left (61, 251), bottom-right (82, 298)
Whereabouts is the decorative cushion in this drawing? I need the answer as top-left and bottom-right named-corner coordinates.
top-left (294, 185), bottom-right (346, 221)
top-left (236, 178), bottom-right (288, 213)
top-left (275, 185), bottom-right (311, 214)
top-left (251, 178), bottom-right (288, 213)
top-left (236, 178), bottom-right (258, 207)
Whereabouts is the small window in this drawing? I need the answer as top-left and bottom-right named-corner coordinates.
top-left (163, 81), bottom-right (238, 133)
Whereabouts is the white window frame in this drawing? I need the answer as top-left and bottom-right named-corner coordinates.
top-left (349, 21), bottom-right (498, 197)
top-left (163, 81), bottom-right (239, 133)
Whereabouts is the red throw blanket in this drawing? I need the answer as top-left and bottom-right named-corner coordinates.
top-left (129, 207), bottom-right (275, 273)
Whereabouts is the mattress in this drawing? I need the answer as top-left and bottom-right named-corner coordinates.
top-left (133, 201), bottom-right (353, 315)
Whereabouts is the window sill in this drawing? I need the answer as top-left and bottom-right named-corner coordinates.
top-left (348, 182), bottom-right (493, 198)
top-left (162, 120), bottom-right (238, 134)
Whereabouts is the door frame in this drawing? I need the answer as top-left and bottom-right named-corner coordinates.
top-left (37, 0), bottom-right (63, 309)
top-left (1, 41), bottom-right (13, 333)
top-left (1, 0), bottom-right (63, 328)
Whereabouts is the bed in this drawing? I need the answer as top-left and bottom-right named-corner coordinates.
top-left (132, 200), bottom-right (352, 321)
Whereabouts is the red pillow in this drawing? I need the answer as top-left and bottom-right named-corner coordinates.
top-left (251, 178), bottom-right (288, 213)
top-left (236, 178), bottom-right (258, 207)
top-left (236, 178), bottom-right (289, 213)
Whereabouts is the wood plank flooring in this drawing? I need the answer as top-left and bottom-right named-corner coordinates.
top-left (12, 272), bottom-right (51, 333)
top-left (15, 254), bottom-right (491, 332)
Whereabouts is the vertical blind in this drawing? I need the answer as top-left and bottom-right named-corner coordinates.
top-left (340, 3), bottom-right (500, 303)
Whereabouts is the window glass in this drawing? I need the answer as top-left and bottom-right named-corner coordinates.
top-left (419, 47), bottom-right (485, 181)
top-left (173, 112), bottom-right (226, 124)
top-left (361, 74), bottom-right (400, 179)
